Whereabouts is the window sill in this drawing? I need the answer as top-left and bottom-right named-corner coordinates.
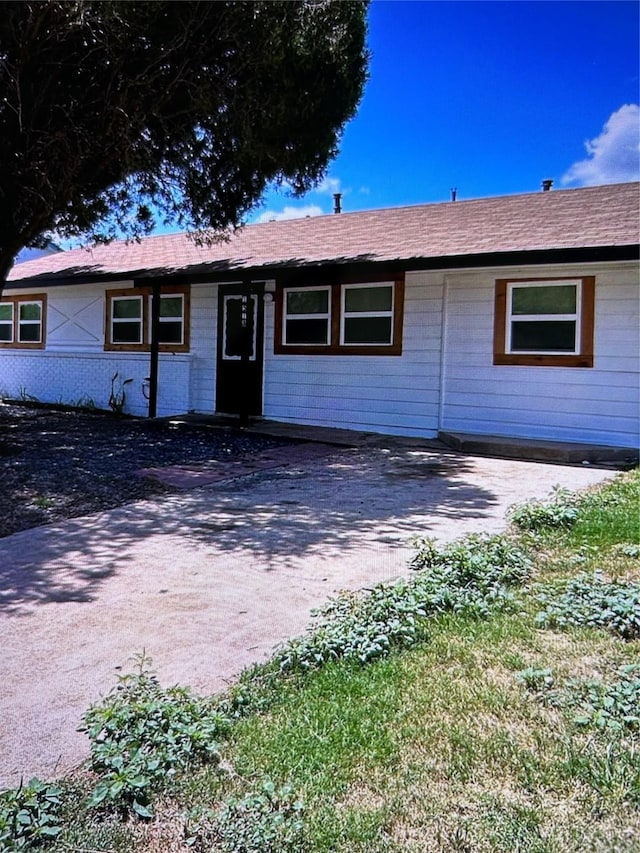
top-left (274, 343), bottom-right (402, 356)
top-left (493, 353), bottom-right (594, 367)
top-left (104, 343), bottom-right (190, 353)
top-left (0, 342), bottom-right (45, 350)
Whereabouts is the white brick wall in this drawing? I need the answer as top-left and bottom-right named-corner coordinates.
top-left (0, 350), bottom-right (192, 417)
top-left (1, 282), bottom-right (195, 417)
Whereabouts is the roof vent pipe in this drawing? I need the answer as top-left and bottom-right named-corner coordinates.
top-left (542, 179), bottom-right (553, 192)
top-left (451, 187), bottom-right (457, 201)
top-left (333, 192), bottom-right (342, 214)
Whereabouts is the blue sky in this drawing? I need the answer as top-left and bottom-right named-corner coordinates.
top-left (252, 0), bottom-right (640, 222)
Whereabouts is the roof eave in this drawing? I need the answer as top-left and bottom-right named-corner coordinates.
top-left (5, 243), bottom-right (638, 290)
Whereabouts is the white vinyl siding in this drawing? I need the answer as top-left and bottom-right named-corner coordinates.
top-left (441, 263), bottom-right (639, 448)
top-left (2, 261), bottom-right (637, 447)
top-left (264, 273), bottom-right (442, 438)
top-left (0, 284), bottom-right (192, 417)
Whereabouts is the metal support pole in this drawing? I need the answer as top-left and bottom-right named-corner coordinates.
top-left (148, 282), bottom-right (161, 418)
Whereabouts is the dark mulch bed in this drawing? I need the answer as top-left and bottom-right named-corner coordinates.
top-left (0, 402), bottom-right (295, 538)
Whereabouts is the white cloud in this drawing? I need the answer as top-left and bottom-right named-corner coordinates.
top-left (254, 204), bottom-right (324, 223)
top-left (316, 176), bottom-right (343, 195)
top-left (562, 104), bottom-right (640, 186)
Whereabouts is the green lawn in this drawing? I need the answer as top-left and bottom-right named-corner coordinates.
top-left (3, 470), bottom-right (639, 853)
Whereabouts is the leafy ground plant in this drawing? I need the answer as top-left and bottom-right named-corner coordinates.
top-left (80, 656), bottom-right (229, 818)
top-left (0, 778), bottom-right (63, 850)
top-left (571, 663), bottom-right (640, 731)
top-left (185, 780), bottom-right (304, 853)
top-left (518, 663), bottom-right (640, 732)
top-left (509, 486), bottom-right (580, 532)
top-left (275, 533), bottom-right (530, 673)
top-left (535, 572), bottom-right (640, 639)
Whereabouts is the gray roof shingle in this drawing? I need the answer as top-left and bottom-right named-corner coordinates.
top-left (8, 182), bottom-right (639, 284)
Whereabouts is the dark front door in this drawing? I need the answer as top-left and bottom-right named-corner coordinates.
top-left (216, 283), bottom-right (264, 416)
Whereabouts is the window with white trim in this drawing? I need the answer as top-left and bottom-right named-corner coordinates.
top-left (494, 277), bottom-right (594, 367)
top-left (283, 287), bottom-right (331, 345)
top-left (158, 294), bottom-right (185, 345)
top-left (0, 303), bottom-right (14, 343)
top-left (276, 278), bottom-right (404, 355)
top-left (341, 283), bottom-right (394, 345)
top-left (0, 295), bottom-right (46, 348)
top-left (110, 295), bottom-right (144, 345)
top-left (105, 287), bottom-right (190, 352)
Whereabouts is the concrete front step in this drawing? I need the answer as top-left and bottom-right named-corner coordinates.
top-left (439, 431), bottom-right (638, 470)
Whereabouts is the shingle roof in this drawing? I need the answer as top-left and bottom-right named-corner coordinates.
top-left (8, 182), bottom-right (639, 284)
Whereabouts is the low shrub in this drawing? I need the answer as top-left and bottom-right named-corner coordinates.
top-left (80, 656), bottom-right (229, 818)
top-left (535, 572), bottom-right (640, 639)
top-left (0, 778), bottom-right (63, 850)
top-left (276, 579), bottom-right (430, 672)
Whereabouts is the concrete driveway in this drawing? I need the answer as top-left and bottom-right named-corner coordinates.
top-left (0, 440), bottom-right (613, 788)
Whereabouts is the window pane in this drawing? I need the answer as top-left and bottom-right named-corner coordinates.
top-left (19, 302), bottom-right (41, 321)
top-left (113, 298), bottom-right (141, 319)
top-left (511, 320), bottom-right (576, 352)
top-left (0, 304), bottom-right (12, 321)
top-left (344, 316), bottom-right (392, 344)
top-left (160, 296), bottom-right (182, 318)
top-left (286, 290), bottom-right (328, 315)
top-left (286, 318), bottom-right (329, 345)
top-left (0, 324), bottom-right (12, 341)
top-left (112, 321), bottom-right (142, 343)
top-left (344, 285), bottom-right (392, 313)
top-left (512, 285), bottom-right (576, 315)
top-left (18, 323), bottom-right (41, 342)
top-left (159, 321), bottom-right (183, 344)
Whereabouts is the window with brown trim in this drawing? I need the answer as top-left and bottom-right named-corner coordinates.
top-left (275, 279), bottom-right (404, 355)
top-left (493, 277), bottom-right (594, 367)
top-left (0, 294), bottom-right (47, 349)
top-left (105, 287), bottom-right (190, 352)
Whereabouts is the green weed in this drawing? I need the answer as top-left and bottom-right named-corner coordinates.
top-left (275, 534), bottom-right (530, 673)
top-left (509, 486), bottom-right (580, 532)
top-left (185, 780), bottom-right (304, 852)
top-left (80, 656), bottom-right (228, 818)
top-left (535, 572), bottom-right (640, 639)
top-left (0, 778), bottom-right (63, 850)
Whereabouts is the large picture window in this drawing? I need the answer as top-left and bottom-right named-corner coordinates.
top-left (276, 278), bottom-right (404, 355)
top-left (494, 277), bottom-right (594, 367)
top-left (105, 287), bottom-right (190, 352)
top-left (0, 295), bottom-right (46, 348)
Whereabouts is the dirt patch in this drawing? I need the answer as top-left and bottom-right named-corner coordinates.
top-left (0, 402), bottom-right (295, 537)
